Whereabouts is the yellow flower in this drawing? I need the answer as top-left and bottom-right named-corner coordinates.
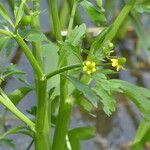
top-left (83, 61), bottom-right (96, 75)
top-left (111, 59), bottom-right (122, 71)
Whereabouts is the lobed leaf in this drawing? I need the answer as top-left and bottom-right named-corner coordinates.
top-left (66, 75), bottom-right (98, 107)
top-left (80, 0), bottom-right (106, 25)
top-left (68, 126), bottom-right (96, 150)
top-left (0, 3), bottom-right (14, 27)
top-left (67, 24), bottom-right (86, 46)
top-left (7, 86), bottom-right (33, 105)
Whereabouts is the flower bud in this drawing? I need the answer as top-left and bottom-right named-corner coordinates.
top-left (118, 57), bottom-right (126, 65)
top-left (20, 15), bottom-right (32, 26)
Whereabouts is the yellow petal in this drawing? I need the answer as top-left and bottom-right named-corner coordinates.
top-left (91, 62), bottom-right (96, 67)
top-left (111, 59), bottom-right (118, 67)
top-left (87, 71), bottom-right (91, 75)
top-left (92, 68), bottom-right (96, 73)
top-left (116, 65), bottom-right (121, 71)
top-left (83, 66), bottom-right (88, 71)
top-left (85, 61), bottom-right (91, 66)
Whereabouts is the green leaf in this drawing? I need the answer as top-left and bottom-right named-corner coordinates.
top-left (76, 97), bottom-right (93, 113)
top-left (130, 14), bottom-right (150, 51)
top-left (5, 38), bottom-right (17, 57)
top-left (67, 24), bottom-right (86, 46)
top-left (25, 30), bottom-right (49, 42)
top-left (80, 0), bottom-right (106, 25)
top-left (96, 69), bottom-right (117, 75)
top-left (7, 87), bottom-right (33, 105)
top-left (131, 119), bottom-right (150, 150)
top-left (15, 0), bottom-right (27, 26)
top-left (0, 3), bottom-right (14, 27)
top-left (95, 0), bottom-right (103, 7)
top-left (90, 27), bottom-right (110, 53)
top-left (65, 75), bottom-right (98, 107)
top-left (68, 126), bottom-right (96, 150)
top-left (0, 126), bottom-right (25, 141)
top-left (1, 63), bottom-right (24, 78)
top-left (26, 106), bottom-right (37, 116)
top-left (62, 42), bottom-right (82, 63)
top-left (42, 42), bottom-right (60, 94)
top-left (0, 64), bottom-right (26, 84)
top-left (92, 84), bottom-right (116, 116)
top-left (110, 79), bottom-right (150, 120)
top-left (0, 36), bottom-right (10, 52)
top-left (134, 1), bottom-right (150, 13)
top-left (0, 139), bottom-right (15, 149)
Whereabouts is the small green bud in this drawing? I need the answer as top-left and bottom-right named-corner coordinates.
top-left (102, 46), bottom-right (106, 50)
top-left (20, 15), bottom-right (32, 26)
top-left (96, 0), bottom-right (103, 7)
top-left (118, 57), bottom-right (126, 65)
top-left (108, 42), bottom-right (114, 49)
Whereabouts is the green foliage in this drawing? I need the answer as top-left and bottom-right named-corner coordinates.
top-left (66, 24), bottom-right (86, 46)
top-left (0, 3), bottom-right (14, 27)
top-left (92, 75), bottom-right (116, 115)
top-left (130, 14), bottom-right (150, 51)
top-left (15, 0), bottom-right (28, 26)
top-left (68, 126), bottom-right (96, 150)
top-left (0, 139), bottom-right (16, 149)
top-left (80, 0), bottom-right (106, 25)
top-left (24, 30), bottom-right (49, 42)
top-left (20, 15), bottom-right (32, 26)
top-left (131, 119), bottom-right (150, 150)
top-left (7, 87), bottom-right (33, 105)
top-left (134, 1), bottom-right (150, 13)
top-left (0, 126), bottom-right (32, 149)
top-left (0, 36), bottom-right (10, 52)
top-left (109, 80), bottom-right (150, 120)
top-left (0, 0), bottom-right (150, 150)
top-left (66, 75), bottom-right (98, 107)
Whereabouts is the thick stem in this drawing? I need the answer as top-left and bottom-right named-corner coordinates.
top-left (52, 97), bottom-right (73, 150)
top-left (31, 1), bottom-right (50, 150)
top-left (49, 0), bottom-right (62, 40)
top-left (52, 1), bottom-right (77, 150)
top-left (59, 0), bottom-right (69, 29)
top-left (31, 0), bottom-right (42, 67)
top-left (34, 79), bottom-right (50, 150)
top-left (14, 34), bottom-right (43, 79)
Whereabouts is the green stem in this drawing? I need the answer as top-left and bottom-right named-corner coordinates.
top-left (34, 79), bottom-right (50, 150)
top-left (46, 63), bottom-right (112, 80)
top-left (67, 0), bottom-right (77, 37)
top-left (49, 0), bottom-right (62, 40)
top-left (50, 0), bottom-right (70, 149)
top-left (0, 89), bottom-right (35, 132)
top-left (103, 0), bottom-right (136, 42)
top-left (59, 0), bottom-right (69, 29)
top-left (68, 0), bottom-right (93, 44)
top-left (0, 29), bottom-right (13, 36)
top-left (46, 64), bottom-right (81, 79)
top-left (31, 1), bottom-right (50, 150)
top-left (52, 97), bottom-right (73, 150)
top-left (31, 0), bottom-right (42, 67)
top-left (14, 33), bottom-right (43, 79)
